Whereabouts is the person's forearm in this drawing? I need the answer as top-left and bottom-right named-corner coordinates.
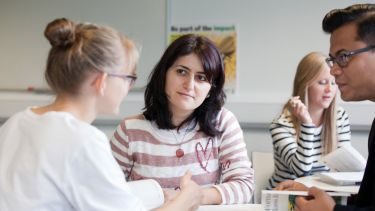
top-left (153, 196), bottom-right (189, 211)
top-left (201, 187), bottom-right (222, 205)
top-left (153, 201), bottom-right (178, 211)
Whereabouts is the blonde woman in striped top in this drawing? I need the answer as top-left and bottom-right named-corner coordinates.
top-left (111, 34), bottom-right (254, 205)
top-left (268, 52), bottom-right (351, 189)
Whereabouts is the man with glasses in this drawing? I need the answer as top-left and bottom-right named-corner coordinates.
top-left (326, 45), bottom-right (375, 70)
top-left (277, 4), bottom-right (375, 211)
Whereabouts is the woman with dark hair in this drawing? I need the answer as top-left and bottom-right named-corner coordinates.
top-left (111, 34), bottom-right (254, 205)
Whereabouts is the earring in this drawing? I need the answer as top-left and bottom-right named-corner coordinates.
top-left (206, 94), bottom-right (210, 99)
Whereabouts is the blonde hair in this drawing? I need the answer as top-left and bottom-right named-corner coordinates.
top-left (282, 52), bottom-right (337, 154)
top-left (43, 18), bottom-right (139, 95)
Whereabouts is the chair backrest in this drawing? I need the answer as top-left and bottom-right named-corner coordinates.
top-left (252, 151), bottom-right (274, 204)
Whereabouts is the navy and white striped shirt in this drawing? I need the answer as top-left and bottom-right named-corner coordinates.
top-left (267, 107), bottom-right (351, 189)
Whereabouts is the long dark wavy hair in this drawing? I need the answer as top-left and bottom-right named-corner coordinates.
top-left (143, 34), bottom-right (226, 137)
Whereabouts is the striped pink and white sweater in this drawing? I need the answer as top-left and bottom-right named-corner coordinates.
top-left (110, 108), bottom-right (254, 204)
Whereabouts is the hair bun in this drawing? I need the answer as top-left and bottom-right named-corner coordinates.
top-left (44, 18), bottom-right (76, 47)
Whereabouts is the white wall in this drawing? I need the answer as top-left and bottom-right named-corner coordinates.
top-left (0, 0), bottom-right (166, 91)
top-left (1, 0), bottom-right (373, 96)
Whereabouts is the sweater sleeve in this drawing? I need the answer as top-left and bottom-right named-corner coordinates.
top-left (336, 108), bottom-right (351, 147)
top-left (110, 120), bottom-right (133, 180)
top-left (213, 109), bottom-right (254, 204)
top-left (270, 115), bottom-right (317, 177)
top-left (66, 131), bottom-right (146, 211)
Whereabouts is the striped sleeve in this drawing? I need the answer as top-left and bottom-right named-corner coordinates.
top-left (213, 109), bottom-right (254, 204)
top-left (270, 116), bottom-right (317, 177)
top-left (110, 120), bottom-right (133, 180)
top-left (337, 107), bottom-right (351, 147)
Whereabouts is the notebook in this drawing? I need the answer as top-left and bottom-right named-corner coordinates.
top-left (261, 190), bottom-right (349, 211)
top-left (318, 172), bottom-right (364, 186)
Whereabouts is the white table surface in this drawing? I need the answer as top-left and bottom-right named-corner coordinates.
top-left (198, 204), bottom-right (263, 211)
top-left (295, 175), bottom-right (360, 194)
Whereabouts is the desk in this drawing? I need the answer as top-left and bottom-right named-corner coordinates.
top-left (295, 175), bottom-right (360, 194)
top-left (198, 204), bottom-right (263, 211)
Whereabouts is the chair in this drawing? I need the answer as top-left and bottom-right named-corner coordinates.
top-left (252, 151), bottom-right (274, 204)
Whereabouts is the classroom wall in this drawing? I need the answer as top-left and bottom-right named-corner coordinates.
top-left (2, 0), bottom-right (374, 97)
top-left (0, 0), bottom-right (166, 91)
top-left (0, 0), bottom-right (374, 159)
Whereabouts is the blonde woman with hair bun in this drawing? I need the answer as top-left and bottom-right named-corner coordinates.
top-left (0, 18), bottom-right (202, 211)
top-left (267, 52), bottom-right (352, 189)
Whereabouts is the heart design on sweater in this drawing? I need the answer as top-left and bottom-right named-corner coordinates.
top-left (221, 160), bottom-right (231, 171)
top-left (195, 138), bottom-right (214, 172)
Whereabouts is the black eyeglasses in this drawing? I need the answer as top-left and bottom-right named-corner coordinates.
top-left (326, 45), bottom-right (375, 68)
top-left (107, 72), bottom-right (137, 87)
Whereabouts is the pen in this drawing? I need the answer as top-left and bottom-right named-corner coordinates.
top-left (26, 86), bottom-right (53, 94)
top-left (0, 87), bottom-right (53, 94)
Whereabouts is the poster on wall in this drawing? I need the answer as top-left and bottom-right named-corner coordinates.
top-left (168, 24), bottom-right (237, 94)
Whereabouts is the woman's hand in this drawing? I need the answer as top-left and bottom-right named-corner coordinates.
top-left (156, 171), bottom-right (203, 211)
top-left (274, 180), bottom-right (308, 191)
top-left (164, 175), bottom-right (222, 206)
top-left (176, 171), bottom-right (203, 210)
top-left (289, 96), bottom-right (313, 125)
top-left (163, 188), bottom-right (180, 202)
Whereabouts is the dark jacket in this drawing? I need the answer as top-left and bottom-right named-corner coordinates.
top-left (334, 118), bottom-right (375, 211)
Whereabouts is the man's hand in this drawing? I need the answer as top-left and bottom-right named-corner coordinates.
top-left (295, 187), bottom-right (335, 211)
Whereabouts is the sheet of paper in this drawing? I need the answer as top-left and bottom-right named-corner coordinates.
top-left (295, 175), bottom-right (360, 194)
top-left (319, 145), bottom-right (366, 172)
